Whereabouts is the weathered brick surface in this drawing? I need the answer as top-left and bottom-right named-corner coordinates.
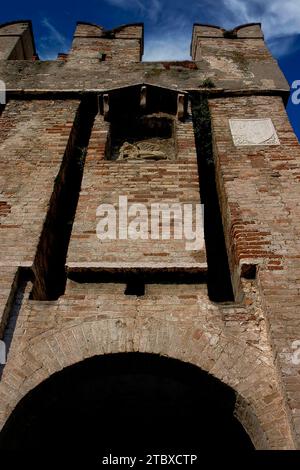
top-left (0, 266), bottom-right (18, 336)
top-left (209, 94), bottom-right (300, 446)
top-left (69, 22), bottom-right (143, 63)
top-left (0, 20), bottom-right (299, 450)
top-left (0, 97), bottom-right (80, 328)
top-left (0, 277), bottom-right (295, 449)
top-left (0, 21), bottom-right (35, 60)
top-left (0, 99), bottom-right (80, 267)
top-left (191, 24), bottom-right (287, 92)
top-left (67, 111), bottom-right (206, 268)
top-left (0, 23), bottom-right (288, 93)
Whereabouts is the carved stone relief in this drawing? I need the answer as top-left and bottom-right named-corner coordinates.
top-left (229, 118), bottom-right (280, 146)
top-left (118, 140), bottom-right (169, 160)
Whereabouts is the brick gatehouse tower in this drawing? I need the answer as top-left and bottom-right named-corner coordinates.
top-left (0, 20), bottom-right (299, 451)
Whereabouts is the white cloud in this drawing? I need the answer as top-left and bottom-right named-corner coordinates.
top-left (105, 0), bottom-right (300, 58)
top-left (105, 0), bottom-right (163, 21)
top-left (144, 33), bottom-right (190, 61)
top-left (106, 0), bottom-right (145, 9)
top-left (267, 35), bottom-right (299, 58)
top-left (215, 0), bottom-right (300, 55)
top-left (38, 1), bottom-right (300, 60)
top-left (42, 18), bottom-right (68, 49)
top-left (104, 1), bottom-right (192, 60)
top-left (104, 0), bottom-right (300, 39)
top-left (39, 18), bottom-right (69, 59)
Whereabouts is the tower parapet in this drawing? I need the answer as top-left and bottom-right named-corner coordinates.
top-left (190, 22), bottom-right (288, 93)
top-left (0, 21), bottom-right (36, 60)
top-left (68, 21), bottom-right (144, 63)
top-left (191, 23), bottom-right (264, 60)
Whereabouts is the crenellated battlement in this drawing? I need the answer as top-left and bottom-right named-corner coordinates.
top-left (191, 23), bottom-right (264, 59)
top-left (0, 20), bottom-right (36, 60)
top-left (0, 20), bottom-right (289, 97)
top-left (69, 21), bottom-right (144, 62)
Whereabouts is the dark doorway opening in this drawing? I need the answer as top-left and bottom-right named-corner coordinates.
top-left (0, 353), bottom-right (253, 453)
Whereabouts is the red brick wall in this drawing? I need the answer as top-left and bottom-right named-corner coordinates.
top-left (191, 24), bottom-right (287, 92)
top-left (67, 109), bottom-right (206, 269)
top-left (0, 99), bottom-right (80, 325)
top-left (69, 23), bottom-right (143, 62)
top-left (0, 99), bottom-right (80, 268)
top-left (209, 94), bottom-right (300, 445)
top-left (0, 22), bottom-right (35, 59)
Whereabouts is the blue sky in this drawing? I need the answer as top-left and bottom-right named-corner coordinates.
top-left (0, 0), bottom-right (300, 138)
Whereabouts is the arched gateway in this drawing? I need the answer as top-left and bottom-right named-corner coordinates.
top-left (0, 353), bottom-right (254, 451)
top-left (0, 312), bottom-right (294, 450)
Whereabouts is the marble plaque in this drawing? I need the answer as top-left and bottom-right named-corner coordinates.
top-left (229, 118), bottom-right (280, 146)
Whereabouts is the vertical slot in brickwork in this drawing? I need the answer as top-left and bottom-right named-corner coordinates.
top-left (191, 94), bottom-right (234, 302)
top-left (30, 98), bottom-right (97, 300)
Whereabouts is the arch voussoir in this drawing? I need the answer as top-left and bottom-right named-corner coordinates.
top-left (0, 316), bottom-right (295, 450)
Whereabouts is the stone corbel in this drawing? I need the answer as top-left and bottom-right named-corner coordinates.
top-left (140, 85), bottom-right (147, 109)
top-left (103, 93), bottom-right (110, 121)
top-left (177, 93), bottom-right (185, 121)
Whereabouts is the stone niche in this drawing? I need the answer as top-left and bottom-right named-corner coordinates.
top-left (107, 113), bottom-right (176, 161)
top-left (102, 85), bottom-right (184, 161)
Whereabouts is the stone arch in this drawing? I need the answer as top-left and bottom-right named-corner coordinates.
top-left (0, 317), bottom-right (295, 449)
top-left (0, 351), bottom-right (255, 451)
